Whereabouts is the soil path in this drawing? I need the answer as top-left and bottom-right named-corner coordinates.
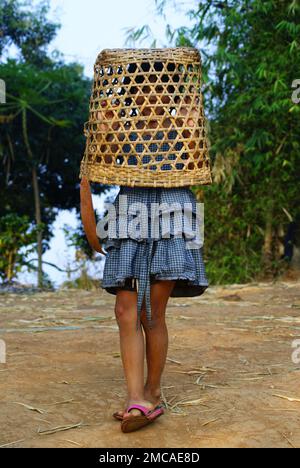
top-left (0, 281), bottom-right (300, 448)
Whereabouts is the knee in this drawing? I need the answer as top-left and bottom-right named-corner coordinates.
top-left (114, 302), bottom-right (136, 328)
top-left (141, 304), bottom-right (166, 330)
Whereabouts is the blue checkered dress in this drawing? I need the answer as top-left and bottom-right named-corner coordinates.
top-left (99, 131), bottom-right (209, 329)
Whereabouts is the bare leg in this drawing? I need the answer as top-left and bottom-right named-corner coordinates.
top-left (141, 280), bottom-right (176, 405)
top-left (114, 288), bottom-right (155, 418)
top-left (115, 280), bottom-right (175, 417)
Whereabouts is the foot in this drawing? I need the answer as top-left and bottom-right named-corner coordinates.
top-left (122, 399), bottom-right (155, 419)
top-left (114, 387), bottom-right (162, 420)
top-left (144, 385), bottom-right (162, 408)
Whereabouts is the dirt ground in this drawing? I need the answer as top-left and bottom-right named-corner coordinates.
top-left (0, 280), bottom-right (300, 448)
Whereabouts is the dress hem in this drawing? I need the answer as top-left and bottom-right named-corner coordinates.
top-left (101, 274), bottom-right (209, 298)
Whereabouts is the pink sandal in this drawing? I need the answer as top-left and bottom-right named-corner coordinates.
top-left (120, 404), bottom-right (164, 433)
top-left (113, 403), bottom-right (164, 421)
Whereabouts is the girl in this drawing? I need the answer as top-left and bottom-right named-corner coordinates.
top-left (80, 89), bottom-right (209, 434)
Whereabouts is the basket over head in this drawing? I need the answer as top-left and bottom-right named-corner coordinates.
top-left (79, 47), bottom-right (212, 188)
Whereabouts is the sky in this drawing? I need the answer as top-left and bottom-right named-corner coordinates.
top-left (18, 0), bottom-right (193, 287)
top-left (48, 0), bottom-right (192, 78)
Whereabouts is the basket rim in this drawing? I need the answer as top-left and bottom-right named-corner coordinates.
top-left (99, 46), bottom-right (199, 52)
top-left (96, 47), bottom-right (201, 64)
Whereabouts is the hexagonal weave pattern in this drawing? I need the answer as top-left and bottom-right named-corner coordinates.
top-left (79, 47), bottom-right (212, 187)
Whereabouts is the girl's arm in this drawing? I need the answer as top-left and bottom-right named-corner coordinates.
top-left (80, 177), bottom-right (107, 256)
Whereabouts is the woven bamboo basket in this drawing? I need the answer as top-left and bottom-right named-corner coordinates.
top-left (79, 47), bottom-right (212, 188)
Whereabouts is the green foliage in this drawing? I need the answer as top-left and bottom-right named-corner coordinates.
top-left (127, 0), bottom-right (300, 283)
top-left (0, 0), bottom-right (105, 284)
top-left (0, 58), bottom-right (92, 212)
top-left (0, 58), bottom-right (94, 279)
top-left (0, 213), bottom-right (38, 282)
top-left (0, 0), bottom-right (60, 65)
top-left (0, 0), bottom-right (113, 289)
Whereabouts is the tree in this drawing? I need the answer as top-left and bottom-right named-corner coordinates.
top-left (0, 213), bottom-right (37, 282)
top-left (0, 0), bottom-right (59, 65)
top-left (126, 0), bottom-right (300, 282)
top-left (0, 0), bottom-right (109, 285)
top-left (0, 59), bottom-right (96, 285)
